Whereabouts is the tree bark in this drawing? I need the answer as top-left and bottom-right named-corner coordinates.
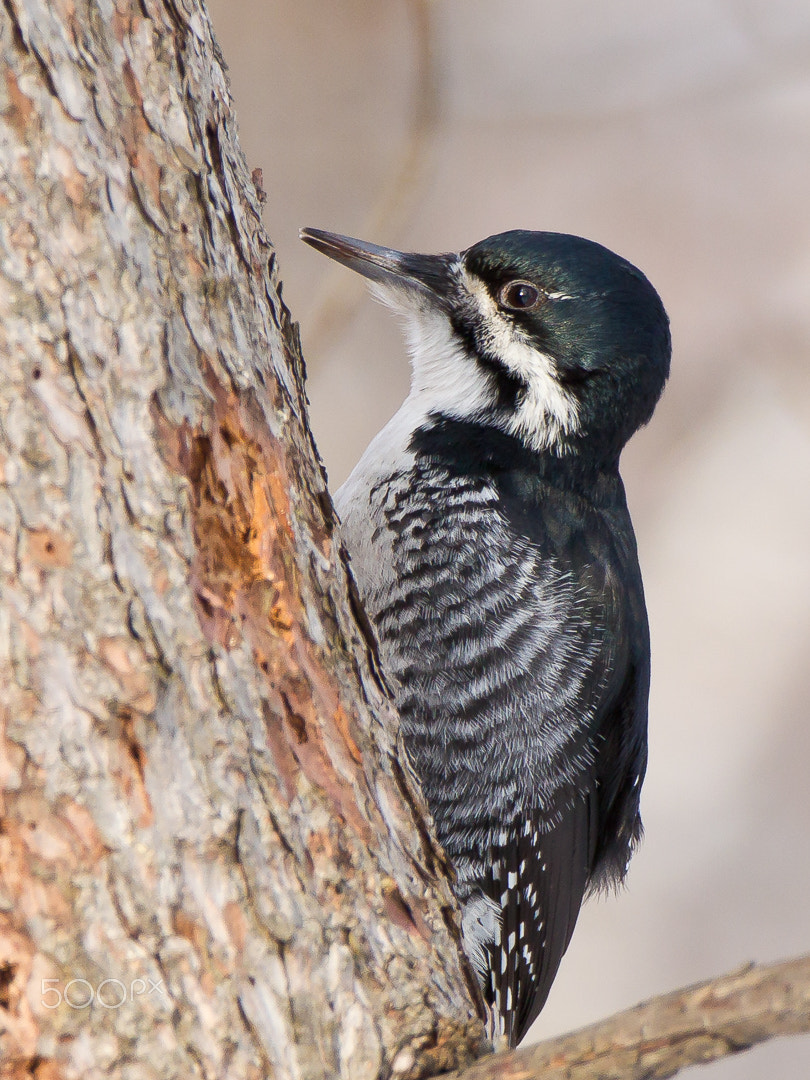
top-left (0, 3), bottom-right (484, 1078)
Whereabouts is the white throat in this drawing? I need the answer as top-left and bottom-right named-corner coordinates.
top-left (458, 267), bottom-right (580, 452)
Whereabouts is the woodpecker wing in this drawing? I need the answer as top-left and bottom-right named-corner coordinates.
top-left (490, 795), bottom-right (596, 1044)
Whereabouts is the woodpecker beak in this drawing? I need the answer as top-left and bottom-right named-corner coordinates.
top-left (300, 228), bottom-right (452, 308)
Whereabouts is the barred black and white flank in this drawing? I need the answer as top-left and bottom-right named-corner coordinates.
top-left (301, 226), bottom-right (670, 1046)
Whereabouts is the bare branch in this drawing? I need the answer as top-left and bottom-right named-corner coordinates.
top-left (443, 955), bottom-right (810, 1080)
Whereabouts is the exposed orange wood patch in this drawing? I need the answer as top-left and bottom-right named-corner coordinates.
top-left (222, 902), bottom-right (246, 953)
top-left (26, 530), bottom-right (72, 569)
top-left (3, 71), bottom-right (34, 141)
top-left (173, 910), bottom-right (205, 951)
top-left (333, 704), bottom-right (363, 765)
top-left (152, 365), bottom-right (376, 841)
top-left (98, 638), bottom-right (157, 714)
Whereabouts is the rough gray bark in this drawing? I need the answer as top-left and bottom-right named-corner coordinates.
top-left (0, 3), bottom-right (484, 1078)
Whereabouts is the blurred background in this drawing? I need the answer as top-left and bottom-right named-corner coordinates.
top-left (207, 1), bottom-right (810, 1073)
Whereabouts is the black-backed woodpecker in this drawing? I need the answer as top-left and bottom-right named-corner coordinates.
top-left (300, 227), bottom-right (670, 1046)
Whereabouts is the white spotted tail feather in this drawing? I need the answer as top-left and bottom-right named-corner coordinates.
top-left (485, 807), bottom-right (596, 1044)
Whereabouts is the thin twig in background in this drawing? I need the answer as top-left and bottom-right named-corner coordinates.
top-left (440, 954), bottom-right (810, 1080)
top-left (304, 0), bottom-right (439, 355)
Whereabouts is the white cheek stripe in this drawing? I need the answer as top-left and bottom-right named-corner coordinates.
top-left (460, 269), bottom-right (580, 452)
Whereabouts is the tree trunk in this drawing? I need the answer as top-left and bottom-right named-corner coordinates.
top-left (0, 3), bottom-right (484, 1078)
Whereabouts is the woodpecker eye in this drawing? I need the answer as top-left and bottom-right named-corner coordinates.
top-left (498, 280), bottom-right (542, 311)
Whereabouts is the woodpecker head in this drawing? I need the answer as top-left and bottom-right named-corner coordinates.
top-left (300, 227), bottom-right (670, 464)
